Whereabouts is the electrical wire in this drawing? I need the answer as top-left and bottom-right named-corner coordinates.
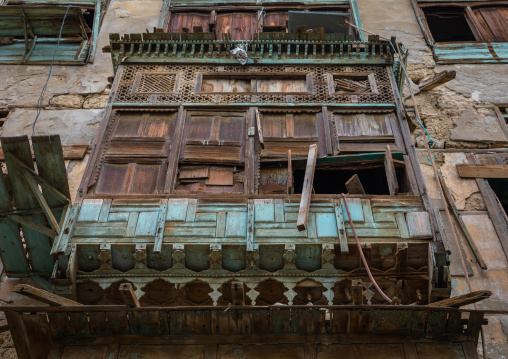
top-left (32, 5), bottom-right (72, 136)
top-left (346, 20), bottom-right (488, 358)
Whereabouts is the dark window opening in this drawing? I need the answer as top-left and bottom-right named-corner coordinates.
top-left (423, 7), bottom-right (476, 42)
top-left (0, 109), bottom-right (9, 129)
top-left (81, 7), bottom-right (96, 34)
top-left (489, 179), bottom-right (508, 214)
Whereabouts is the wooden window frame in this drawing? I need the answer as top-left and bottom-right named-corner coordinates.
top-left (327, 72), bottom-right (379, 96)
top-left (131, 72), bottom-right (181, 95)
top-left (195, 72), bottom-right (314, 95)
top-left (411, 0), bottom-right (508, 63)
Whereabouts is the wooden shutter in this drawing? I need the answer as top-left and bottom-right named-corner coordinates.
top-left (472, 7), bottom-right (508, 41)
top-left (260, 111), bottom-right (325, 158)
top-left (182, 112), bottom-right (246, 163)
top-left (95, 111), bottom-right (176, 195)
top-left (170, 12), bottom-right (210, 33)
top-left (216, 12), bottom-right (257, 40)
top-left (263, 12), bottom-right (289, 31)
top-left (333, 112), bottom-right (402, 152)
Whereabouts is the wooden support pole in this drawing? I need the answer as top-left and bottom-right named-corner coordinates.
top-left (427, 290), bottom-right (491, 308)
top-left (419, 70), bottom-right (456, 91)
top-left (13, 284), bottom-right (81, 306)
top-left (297, 144), bottom-right (318, 231)
top-left (437, 170), bottom-right (487, 269)
top-left (119, 283), bottom-right (141, 308)
top-left (345, 174), bottom-right (366, 194)
top-left (384, 145), bottom-right (399, 195)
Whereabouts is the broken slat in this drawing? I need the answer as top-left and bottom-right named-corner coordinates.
top-left (427, 290), bottom-right (491, 308)
top-left (384, 145), bottom-right (399, 195)
top-left (0, 145), bottom-right (87, 161)
top-left (119, 283), bottom-right (141, 308)
top-left (419, 70), bottom-right (456, 91)
top-left (456, 164), bottom-right (508, 178)
top-left (437, 170), bottom-right (487, 269)
top-left (297, 144), bottom-right (318, 231)
top-left (345, 174), bottom-right (366, 194)
top-left (334, 199), bottom-right (348, 253)
top-left (14, 284), bottom-right (81, 306)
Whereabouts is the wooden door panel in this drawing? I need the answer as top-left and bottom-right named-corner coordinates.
top-left (334, 113), bottom-right (395, 139)
top-left (216, 13), bottom-right (257, 40)
top-left (170, 13), bottom-right (210, 33)
top-left (96, 162), bottom-right (165, 195)
top-left (475, 8), bottom-right (508, 41)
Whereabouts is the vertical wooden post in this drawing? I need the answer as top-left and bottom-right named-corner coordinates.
top-left (384, 145), bottom-right (399, 195)
top-left (297, 144), bottom-right (318, 231)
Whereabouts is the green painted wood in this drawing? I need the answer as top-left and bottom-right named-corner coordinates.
top-left (154, 200), bottom-right (168, 253)
top-left (341, 198), bottom-right (364, 222)
top-left (195, 212), bottom-right (217, 222)
top-left (166, 199), bottom-right (188, 221)
top-left (165, 223), bottom-right (216, 237)
top-left (77, 199), bottom-right (103, 222)
top-left (307, 213), bottom-right (318, 238)
top-left (74, 222), bottom-right (127, 237)
top-left (52, 203), bottom-right (79, 254)
top-left (395, 212), bottom-right (409, 239)
top-left (215, 211), bottom-right (227, 238)
top-left (1, 136), bottom-right (54, 274)
top-left (226, 212), bottom-right (247, 237)
top-left (97, 199), bottom-right (112, 222)
top-left (247, 199), bottom-right (254, 251)
top-left (186, 199), bottom-right (197, 222)
top-left (107, 212), bottom-right (129, 222)
top-left (373, 212), bottom-right (396, 223)
top-left (135, 211), bottom-right (159, 236)
top-left (316, 212), bottom-right (339, 238)
top-left (345, 228), bottom-right (399, 237)
top-left (335, 202), bottom-right (348, 253)
top-left (295, 244), bottom-right (322, 272)
top-left (255, 223), bottom-right (308, 238)
top-left (125, 212), bottom-right (139, 237)
top-left (361, 199), bottom-right (374, 223)
top-left (434, 42), bottom-right (508, 64)
top-left (0, 170), bottom-right (30, 274)
top-left (254, 200), bottom-right (275, 222)
top-left (274, 199), bottom-right (284, 223)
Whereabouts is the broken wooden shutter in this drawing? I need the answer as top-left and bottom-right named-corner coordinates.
top-left (182, 112), bottom-right (246, 163)
top-left (260, 110), bottom-right (327, 158)
top-left (0, 5), bottom-right (92, 64)
top-left (170, 12), bottom-right (211, 33)
top-left (332, 112), bottom-right (402, 152)
top-left (472, 7), bottom-right (508, 42)
top-left (95, 111), bottom-right (177, 195)
top-left (263, 12), bottom-right (288, 32)
top-left (216, 12), bottom-right (257, 40)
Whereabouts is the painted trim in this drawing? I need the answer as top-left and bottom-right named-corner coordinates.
top-left (349, 0), bottom-right (365, 42)
top-left (433, 42), bottom-right (508, 64)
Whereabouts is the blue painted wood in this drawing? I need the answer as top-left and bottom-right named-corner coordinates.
top-left (107, 212), bottom-right (130, 222)
top-left (434, 42), bottom-right (508, 64)
top-left (274, 199), bottom-right (285, 223)
top-left (216, 212), bottom-right (227, 238)
top-left (295, 244), bottom-right (322, 272)
top-left (254, 200), bottom-right (275, 222)
top-left (154, 200), bottom-right (168, 253)
top-left (0, 170), bottom-right (30, 274)
top-left (166, 199), bottom-right (188, 221)
top-left (186, 199), bottom-right (197, 222)
top-left (316, 213), bottom-right (339, 238)
top-left (341, 198), bottom-right (364, 222)
top-left (77, 199), bottom-right (103, 222)
top-left (226, 212), bottom-right (247, 237)
top-left (126, 212), bottom-right (139, 237)
top-left (307, 213), bottom-right (318, 238)
top-left (135, 211), bottom-right (159, 237)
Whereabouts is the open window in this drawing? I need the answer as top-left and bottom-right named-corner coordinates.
top-left (94, 110), bottom-right (177, 195)
top-left (196, 73), bottom-right (313, 95)
top-left (0, 0), bottom-right (103, 64)
top-left (411, 1), bottom-right (508, 63)
top-left (327, 72), bottom-right (378, 96)
top-left (175, 111), bottom-right (246, 194)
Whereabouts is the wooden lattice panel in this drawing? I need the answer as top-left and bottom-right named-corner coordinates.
top-left (132, 72), bottom-right (179, 94)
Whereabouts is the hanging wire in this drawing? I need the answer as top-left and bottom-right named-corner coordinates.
top-left (32, 5), bottom-right (72, 136)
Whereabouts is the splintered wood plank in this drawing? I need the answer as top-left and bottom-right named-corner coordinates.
top-left (384, 145), bottom-right (399, 195)
top-left (335, 200), bottom-right (348, 253)
top-left (345, 174), bottom-right (365, 194)
top-left (297, 144), bottom-right (318, 231)
top-left (407, 212), bottom-right (432, 239)
top-left (456, 164), bottom-right (508, 178)
top-left (14, 284), bottom-right (81, 306)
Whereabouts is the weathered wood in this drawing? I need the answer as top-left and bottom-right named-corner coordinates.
top-left (297, 144), bottom-right (318, 231)
top-left (119, 283), bottom-right (141, 308)
top-left (13, 284), bottom-right (82, 306)
top-left (335, 199), bottom-right (348, 253)
top-left (419, 70), bottom-right (456, 91)
top-left (428, 290), bottom-right (492, 308)
top-left (437, 170), bottom-right (487, 269)
top-left (345, 174), bottom-right (366, 194)
top-left (384, 145), bottom-right (399, 195)
top-left (406, 212), bottom-right (432, 239)
top-left (4, 310), bottom-right (31, 359)
top-left (255, 107), bottom-right (264, 148)
top-left (6, 214), bottom-right (56, 237)
top-left (456, 164), bottom-right (508, 178)
top-left (287, 150), bottom-right (293, 194)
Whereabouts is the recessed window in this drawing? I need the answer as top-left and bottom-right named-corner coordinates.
top-left (327, 73), bottom-right (378, 95)
top-left (423, 7), bottom-right (476, 42)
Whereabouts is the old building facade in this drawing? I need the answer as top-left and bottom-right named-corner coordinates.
top-left (0, 0), bottom-right (507, 358)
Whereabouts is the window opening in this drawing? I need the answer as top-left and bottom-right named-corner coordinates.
top-left (423, 7), bottom-right (476, 42)
top-left (0, 109), bottom-right (9, 131)
top-left (489, 179), bottom-right (508, 214)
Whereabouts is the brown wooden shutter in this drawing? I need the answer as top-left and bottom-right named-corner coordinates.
top-left (170, 12), bottom-right (211, 33)
top-left (182, 112), bottom-right (246, 163)
top-left (216, 12), bottom-right (257, 40)
top-left (473, 7), bottom-right (508, 41)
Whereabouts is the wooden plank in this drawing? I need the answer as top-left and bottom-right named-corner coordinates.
top-left (255, 107), bottom-right (264, 148)
top-left (456, 164), bottom-right (508, 178)
top-left (154, 199), bottom-right (168, 253)
top-left (407, 212), bottom-right (432, 239)
top-left (384, 145), bottom-right (399, 195)
top-left (6, 214), bottom-right (56, 237)
top-left (395, 212), bottom-right (409, 239)
top-left (13, 284), bottom-right (82, 306)
top-left (345, 174), bottom-right (365, 194)
top-left (4, 310), bottom-right (31, 359)
top-left (419, 70), bottom-right (456, 91)
top-left (297, 144), bottom-right (318, 231)
top-left (247, 199), bottom-right (254, 251)
top-left (427, 290), bottom-right (491, 307)
top-left (335, 199), bottom-right (348, 253)
top-left (288, 150), bottom-right (293, 194)
top-left (0, 144), bottom-right (87, 161)
top-left (119, 283), bottom-right (141, 308)
top-left (438, 170), bottom-right (487, 269)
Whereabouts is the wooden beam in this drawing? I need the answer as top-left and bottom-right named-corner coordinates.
top-left (384, 145), bottom-right (399, 195)
top-left (0, 145), bottom-right (87, 161)
top-left (456, 164), bottom-right (508, 178)
top-left (345, 174), bottom-right (366, 194)
top-left (287, 150), bottom-right (293, 194)
top-left (13, 284), bottom-right (82, 306)
top-left (119, 283), bottom-right (140, 308)
top-left (21, 169), bottom-right (60, 234)
top-left (427, 290), bottom-right (491, 308)
top-left (297, 144), bottom-right (318, 231)
top-left (437, 170), bottom-right (487, 269)
top-left (419, 70), bottom-right (456, 91)
top-left (254, 108), bottom-right (264, 148)
top-left (6, 214), bottom-right (56, 237)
